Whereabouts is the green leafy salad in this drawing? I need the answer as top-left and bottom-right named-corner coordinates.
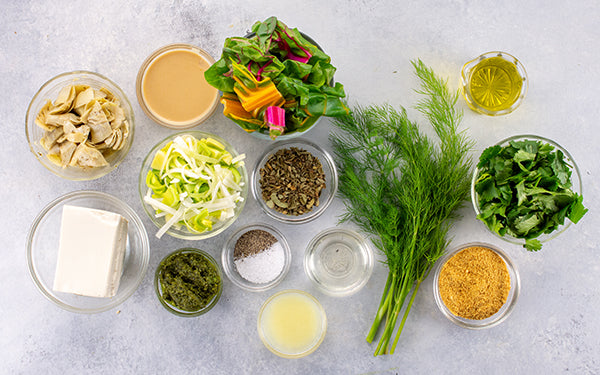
top-left (474, 138), bottom-right (587, 251)
top-left (204, 16), bottom-right (348, 139)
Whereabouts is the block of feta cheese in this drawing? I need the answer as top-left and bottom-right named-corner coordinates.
top-left (53, 205), bottom-right (128, 298)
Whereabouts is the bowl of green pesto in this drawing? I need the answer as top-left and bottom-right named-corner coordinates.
top-left (154, 248), bottom-right (222, 317)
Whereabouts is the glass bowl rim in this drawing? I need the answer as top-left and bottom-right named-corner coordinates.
top-left (251, 138), bottom-right (338, 224)
top-left (139, 130), bottom-right (248, 240)
top-left (432, 241), bottom-right (521, 329)
top-left (471, 134), bottom-right (583, 246)
top-left (257, 289), bottom-right (327, 358)
top-left (303, 227), bottom-right (374, 297)
top-left (221, 223), bottom-right (292, 292)
top-left (135, 43), bottom-right (219, 129)
top-left (26, 190), bottom-right (150, 313)
top-left (154, 247), bottom-right (223, 317)
top-left (25, 70), bottom-right (135, 181)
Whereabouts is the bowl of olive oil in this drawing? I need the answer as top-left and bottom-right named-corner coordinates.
top-left (460, 51), bottom-right (528, 116)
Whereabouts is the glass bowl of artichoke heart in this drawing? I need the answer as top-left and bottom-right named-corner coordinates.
top-left (26, 71), bottom-right (134, 181)
top-left (154, 248), bottom-right (222, 317)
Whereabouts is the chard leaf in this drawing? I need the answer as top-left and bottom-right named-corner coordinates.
top-left (206, 17), bottom-right (347, 139)
top-left (281, 59), bottom-right (313, 80)
top-left (204, 58), bottom-right (234, 92)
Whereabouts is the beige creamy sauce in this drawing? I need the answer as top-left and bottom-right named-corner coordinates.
top-left (142, 49), bottom-right (217, 124)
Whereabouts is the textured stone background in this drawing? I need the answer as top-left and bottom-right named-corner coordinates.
top-left (2, 0), bottom-right (599, 374)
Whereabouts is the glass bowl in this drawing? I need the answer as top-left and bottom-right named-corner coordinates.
top-left (139, 130), bottom-right (248, 240)
top-left (433, 242), bottom-right (520, 329)
top-left (154, 248), bottom-right (223, 317)
top-left (26, 71), bottom-right (134, 180)
top-left (471, 134), bottom-right (583, 248)
top-left (257, 289), bottom-right (327, 358)
top-left (26, 191), bottom-right (150, 313)
top-left (251, 139), bottom-right (337, 224)
top-left (222, 223), bottom-right (291, 292)
top-left (460, 51), bottom-right (528, 116)
top-left (304, 228), bottom-right (373, 297)
top-left (136, 43), bottom-right (219, 129)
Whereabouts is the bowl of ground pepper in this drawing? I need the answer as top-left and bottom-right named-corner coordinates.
top-left (154, 248), bottom-right (222, 317)
top-left (433, 242), bottom-right (520, 329)
top-left (251, 139), bottom-right (337, 224)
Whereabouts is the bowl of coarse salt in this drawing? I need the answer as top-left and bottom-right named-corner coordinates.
top-left (222, 223), bottom-right (291, 292)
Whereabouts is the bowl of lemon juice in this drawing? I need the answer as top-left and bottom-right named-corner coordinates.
top-left (257, 289), bottom-right (327, 358)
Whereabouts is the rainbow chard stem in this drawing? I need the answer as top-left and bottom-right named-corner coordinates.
top-left (265, 106), bottom-right (286, 140)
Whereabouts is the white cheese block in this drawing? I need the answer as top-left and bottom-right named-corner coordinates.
top-left (53, 205), bottom-right (128, 298)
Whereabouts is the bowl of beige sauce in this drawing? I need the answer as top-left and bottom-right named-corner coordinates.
top-left (136, 43), bottom-right (219, 129)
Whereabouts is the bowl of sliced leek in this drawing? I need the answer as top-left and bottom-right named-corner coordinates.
top-left (26, 71), bottom-right (134, 181)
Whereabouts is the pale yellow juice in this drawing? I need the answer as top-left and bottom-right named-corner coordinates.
top-left (259, 290), bottom-right (326, 357)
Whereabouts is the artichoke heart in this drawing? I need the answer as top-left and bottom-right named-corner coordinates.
top-left (84, 101), bottom-right (113, 144)
top-left (69, 142), bottom-right (109, 168)
top-left (49, 85), bottom-right (76, 115)
top-left (35, 84), bottom-right (129, 169)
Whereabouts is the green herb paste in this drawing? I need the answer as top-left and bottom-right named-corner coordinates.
top-left (158, 251), bottom-right (220, 312)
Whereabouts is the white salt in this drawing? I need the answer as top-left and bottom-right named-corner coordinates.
top-left (234, 241), bottom-right (285, 284)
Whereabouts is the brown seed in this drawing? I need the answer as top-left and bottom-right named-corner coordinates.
top-left (259, 147), bottom-right (326, 216)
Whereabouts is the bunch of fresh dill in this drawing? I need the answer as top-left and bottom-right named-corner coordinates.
top-left (330, 60), bottom-right (473, 355)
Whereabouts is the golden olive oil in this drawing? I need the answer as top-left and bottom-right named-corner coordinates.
top-left (467, 56), bottom-right (523, 112)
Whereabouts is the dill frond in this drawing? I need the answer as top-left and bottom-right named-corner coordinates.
top-left (330, 60), bottom-right (473, 355)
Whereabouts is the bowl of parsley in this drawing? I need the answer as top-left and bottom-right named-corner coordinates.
top-left (471, 134), bottom-right (588, 251)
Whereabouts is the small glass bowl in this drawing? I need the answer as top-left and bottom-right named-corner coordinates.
top-left (154, 248), bottom-right (223, 317)
top-left (222, 223), bottom-right (291, 292)
top-left (460, 51), bottom-right (528, 116)
top-left (471, 134), bottom-right (582, 247)
top-left (304, 228), bottom-right (373, 297)
top-left (433, 242), bottom-right (520, 329)
top-left (257, 289), bottom-right (327, 358)
top-left (25, 71), bottom-right (135, 181)
top-left (251, 139), bottom-right (337, 224)
top-left (136, 43), bottom-right (219, 129)
top-left (26, 191), bottom-right (150, 313)
top-left (139, 130), bottom-right (248, 240)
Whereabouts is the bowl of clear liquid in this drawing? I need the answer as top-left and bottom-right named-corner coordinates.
top-left (304, 228), bottom-right (374, 297)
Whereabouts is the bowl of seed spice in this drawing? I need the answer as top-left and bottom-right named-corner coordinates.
top-left (433, 242), bottom-right (520, 329)
top-left (251, 139), bottom-right (337, 224)
top-left (222, 223), bottom-right (291, 292)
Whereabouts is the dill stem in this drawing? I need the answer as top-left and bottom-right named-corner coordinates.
top-left (376, 270), bottom-right (412, 355)
top-left (366, 272), bottom-right (394, 343)
top-left (390, 277), bottom-right (423, 354)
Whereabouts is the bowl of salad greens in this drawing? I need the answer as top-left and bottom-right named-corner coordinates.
top-left (139, 131), bottom-right (248, 240)
top-left (472, 134), bottom-right (587, 251)
top-left (204, 16), bottom-right (348, 140)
